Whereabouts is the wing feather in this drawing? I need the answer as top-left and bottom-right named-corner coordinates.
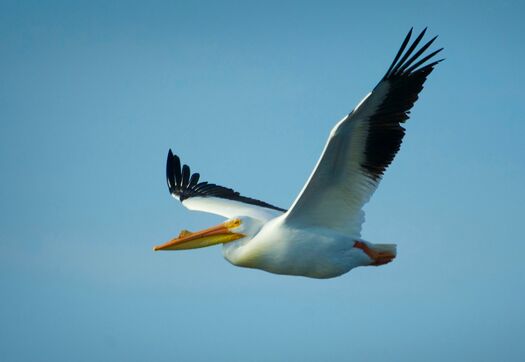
top-left (166, 150), bottom-right (286, 221)
top-left (284, 28), bottom-right (443, 235)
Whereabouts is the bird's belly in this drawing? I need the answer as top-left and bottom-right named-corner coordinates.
top-left (223, 222), bottom-right (370, 279)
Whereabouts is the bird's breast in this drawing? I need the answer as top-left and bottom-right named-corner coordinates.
top-left (222, 218), bottom-right (370, 278)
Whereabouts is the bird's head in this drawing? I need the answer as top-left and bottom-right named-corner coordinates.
top-left (153, 216), bottom-right (262, 251)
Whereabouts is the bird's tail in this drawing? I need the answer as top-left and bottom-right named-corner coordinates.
top-left (370, 243), bottom-right (397, 266)
top-left (354, 241), bottom-right (397, 266)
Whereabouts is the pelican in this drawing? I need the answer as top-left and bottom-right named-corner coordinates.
top-left (154, 28), bottom-right (443, 278)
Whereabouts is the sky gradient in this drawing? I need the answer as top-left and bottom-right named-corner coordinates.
top-left (1, 1), bottom-right (524, 361)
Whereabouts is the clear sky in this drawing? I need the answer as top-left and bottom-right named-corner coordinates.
top-left (1, 0), bottom-right (524, 361)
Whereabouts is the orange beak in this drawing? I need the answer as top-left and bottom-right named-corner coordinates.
top-left (153, 219), bottom-right (245, 251)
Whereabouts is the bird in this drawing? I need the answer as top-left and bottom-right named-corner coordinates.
top-left (154, 28), bottom-right (443, 279)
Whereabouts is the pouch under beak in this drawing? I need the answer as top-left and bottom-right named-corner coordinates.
top-left (154, 220), bottom-right (245, 251)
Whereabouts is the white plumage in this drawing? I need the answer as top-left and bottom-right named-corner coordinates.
top-left (154, 28), bottom-right (443, 278)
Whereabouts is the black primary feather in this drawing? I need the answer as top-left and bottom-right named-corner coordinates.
top-left (166, 150), bottom-right (287, 212)
top-left (360, 28), bottom-right (443, 181)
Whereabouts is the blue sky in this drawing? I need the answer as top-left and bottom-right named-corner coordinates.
top-left (1, 0), bottom-right (524, 361)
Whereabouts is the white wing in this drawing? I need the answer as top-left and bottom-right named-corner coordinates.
top-left (284, 28), bottom-right (443, 235)
top-left (181, 197), bottom-right (283, 222)
top-left (166, 150), bottom-right (285, 222)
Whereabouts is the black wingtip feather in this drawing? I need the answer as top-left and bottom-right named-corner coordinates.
top-left (189, 173), bottom-right (200, 188)
top-left (396, 35), bottom-right (438, 75)
top-left (404, 47), bottom-right (444, 74)
top-left (362, 28), bottom-right (443, 181)
top-left (172, 153), bottom-right (182, 187)
top-left (166, 150), bottom-right (175, 194)
top-left (384, 28), bottom-right (413, 79)
top-left (165, 151), bottom-right (286, 212)
top-left (390, 28), bottom-right (427, 76)
top-left (181, 164), bottom-right (190, 189)
top-left (384, 28), bottom-right (443, 80)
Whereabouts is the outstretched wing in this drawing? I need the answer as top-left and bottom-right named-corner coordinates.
top-left (285, 28), bottom-right (443, 235)
top-left (166, 149), bottom-right (286, 221)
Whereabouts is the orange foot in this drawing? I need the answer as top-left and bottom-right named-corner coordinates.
top-left (353, 241), bottom-right (396, 266)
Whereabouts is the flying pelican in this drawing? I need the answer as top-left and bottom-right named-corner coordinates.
top-left (154, 28), bottom-right (443, 278)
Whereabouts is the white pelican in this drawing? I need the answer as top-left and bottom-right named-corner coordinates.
top-left (154, 28), bottom-right (443, 278)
